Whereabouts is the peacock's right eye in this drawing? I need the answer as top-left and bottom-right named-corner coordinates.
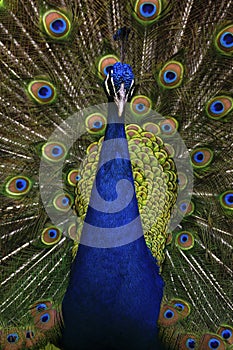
top-left (130, 96), bottom-right (152, 117)
top-left (42, 142), bottom-right (66, 162)
top-left (28, 81), bottom-right (56, 104)
top-left (42, 10), bottom-right (71, 39)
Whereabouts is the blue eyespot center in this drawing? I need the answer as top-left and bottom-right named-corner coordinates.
top-left (40, 313), bottom-right (50, 323)
top-left (75, 175), bottom-right (81, 181)
top-left (48, 229), bottom-right (57, 239)
top-left (225, 193), bottom-right (233, 205)
top-left (221, 329), bottom-right (232, 339)
top-left (16, 179), bottom-right (27, 191)
top-left (93, 121), bottom-right (103, 129)
top-left (220, 32), bottom-right (233, 48)
top-left (180, 234), bottom-right (188, 243)
top-left (136, 103), bottom-right (146, 112)
top-left (7, 333), bottom-right (19, 343)
top-left (210, 101), bottom-right (224, 114)
top-left (52, 146), bottom-right (63, 157)
top-left (208, 339), bottom-right (220, 349)
top-left (38, 86), bottom-right (52, 99)
top-left (164, 309), bottom-right (174, 319)
top-left (36, 303), bottom-right (48, 312)
top-left (50, 18), bottom-right (67, 34)
top-left (194, 151), bottom-right (204, 163)
top-left (162, 124), bottom-right (172, 132)
top-left (174, 303), bottom-right (185, 311)
top-left (180, 203), bottom-right (187, 212)
top-left (140, 3), bottom-right (157, 18)
top-left (186, 338), bottom-right (196, 349)
top-left (62, 197), bottom-right (70, 206)
top-left (164, 70), bottom-right (177, 83)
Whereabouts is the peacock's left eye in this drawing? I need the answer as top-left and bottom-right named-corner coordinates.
top-left (28, 80), bottom-right (56, 104)
top-left (191, 148), bottom-right (213, 169)
top-left (176, 231), bottom-right (194, 250)
top-left (206, 96), bottom-right (233, 119)
top-left (41, 226), bottom-right (62, 246)
top-left (159, 61), bottom-right (184, 88)
top-left (53, 193), bottom-right (73, 212)
top-left (98, 55), bottom-right (119, 79)
top-left (42, 142), bottom-right (66, 162)
top-left (131, 96), bottom-right (152, 117)
top-left (134, 0), bottom-right (162, 23)
top-left (5, 176), bottom-right (32, 196)
top-left (160, 118), bottom-right (178, 137)
top-left (7, 333), bottom-right (19, 343)
top-left (42, 10), bottom-right (71, 39)
top-left (85, 113), bottom-right (106, 134)
top-left (219, 191), bottom-right (233, 210)
top-left (216, 25), bottom-right (233, 54)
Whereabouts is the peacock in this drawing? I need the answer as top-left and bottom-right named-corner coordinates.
top-left (1, 0), bottom-right (233, 349)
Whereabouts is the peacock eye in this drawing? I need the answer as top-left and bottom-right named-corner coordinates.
top-left (131, 96), bottom-right (152, 117)
top-left (186, 338), bottom-right (196, 349)
top-left (191, 148), bottom-right (213, 169)
top-left (134, 0), bottom-right (162, 23)
top-left (5, 176), bottom-right (32, 196)
top-left (28, 80), bottom-right (56, 104)
top-left (219, 191), bottom-right (233, 210)
top-left (36, 303), bottom-right (48, 312)
top-left (159, 61), bottom-right (184, 88)
top-left (67, 169), bottom-right (82, 186)
top-left (178, 200), bottom-right (195, 216)
top-left (208, 338), bottom-right (220, 349)
top-left (176, 231), bottom-right (194, 250)
top-left (98, 55), bottom-right (119, 79)
top-left (42, 10), bottom-right (71, 39)
top-left (142, 122), bottom-right (160, 135)
top-left (221, 329), bottom-right (232, 339)
top-left (7, 333), bottom-right (19, 343)
top-left (53, 193), bottom-right (73, 212)
top-left (177, 172), bottom-right (188, 191)
top-left (164, 309), bottom-right (174, 319)
top-left (85, 113), bottom-right (106, 135)
top-left (206, 96), bottom-right (233, 119)
top-left (40, 313), bottom-right (51, 323)
top-left (26, 330), bottom-right (34, 339)
top-left (160, 118), bottom-right (178, 137)
top-left (158, 305), bottom-right (180, 326)
top-left (41, 227), bottom-right (62, 246)
top-left (42, 142), bottom-right (66, 162)
top-left (215, 25), bottom-right (233, 54)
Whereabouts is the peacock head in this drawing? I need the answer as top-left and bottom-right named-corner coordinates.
top-left (104, 62), bottom-right (135, 116)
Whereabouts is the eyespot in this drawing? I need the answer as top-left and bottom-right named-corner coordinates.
top-left (160, 117), bottom-right (178, 137)
top-left (98, 55), bottom-right (119, 79)
top-left (5, 176), bottom-right (32, 196)
top-left (178, 200), bottom-right (195, 216)
top-left (170, 299), bottom-right (191, 317)
top-left (176, 231), bottom-right (194, 250)
top-left (36, 303), bottom-right (48, 312)
top-left (68, 223), bottom-right (78, 240)
top-left (215, 25), bottom-right (233, 55)
top-left (25, 330), bottom-right (34, 339)
top-left (42, 10), bottom-right (71, 39)
top-left (42, 142), bottom-right (66, 162)
top-left (32, 309), bottom-right (57, 330)
top-left (142, 122), bottom-right (160, 135)
top-left (134, 0), bottom-right (162, 23)
top-left (53, 193), bottom-right (73, 212)
top-left (178, 335), bottom-right (198, 350)
top-left (158, 305), bottom-right (180, 326)
top-left (199, 334), bottom-right (226, 350)
top-left (217, 325), bottom-right (233, 344)
top-left (164, 143), bottom-right (175, 157)
top-left (41, 226), bottom-right (62, 246)
top-left (177, 172), bottom-right (188, 190)
top-left (206, 96), bottom-right (233, 119)
top-left (191, 148), bottom-right (213, 169)
top-left (7, 333), bottom-right (19, 343)
top-left (219, 190), bottom-right (233, 210)
top-left (85, 113), bottom-right (106, 134)
top-left (40, 313), bottom-right (50, 323)
top-left (130, 95), bottom-right (152, 117)
top-left (28, 80), bottom-right (56, 104)
top-left (159, 61), bottom-right (184, 88)
top-left (67, 169), bottom-right (82, 186)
